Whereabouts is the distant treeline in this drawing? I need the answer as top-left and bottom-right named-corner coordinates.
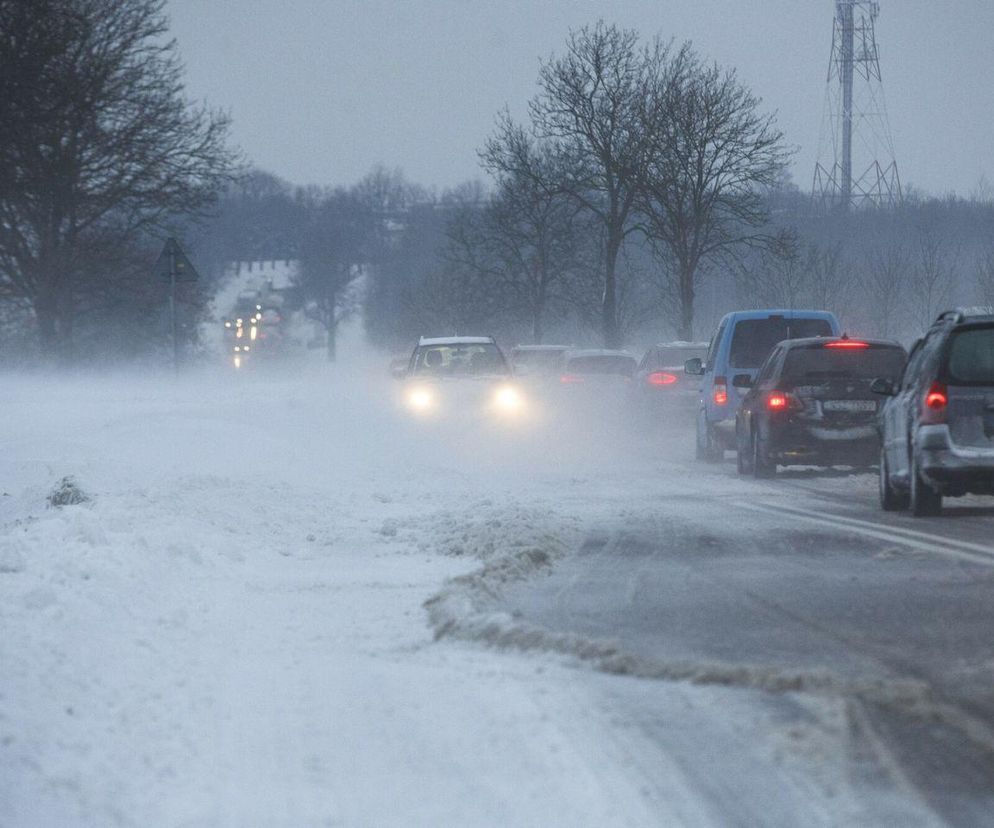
top-left (179, 165), bottom-right (994, 358)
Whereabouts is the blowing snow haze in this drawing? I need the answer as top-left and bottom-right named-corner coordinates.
top-left (5, 1), bottom-right (994, 826)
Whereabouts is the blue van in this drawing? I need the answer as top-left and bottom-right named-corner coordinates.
top-left (686, 310), bottom-right (841, 460)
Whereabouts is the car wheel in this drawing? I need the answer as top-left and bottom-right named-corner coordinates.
top-left (752, 427), bottom-right (776, 478)
top-left (878, 449), bottom-right (908, 511)
top-left (696, 416), bottom-right (723, 463)
top-left (910, 452), bottom-right (941, 517)
top-left (736, 424), bottom-right (754, 475)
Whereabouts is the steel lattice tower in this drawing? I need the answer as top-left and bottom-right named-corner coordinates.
top-left (813, 1), bottom-right (901, 210)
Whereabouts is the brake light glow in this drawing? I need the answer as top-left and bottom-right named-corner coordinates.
top-left (713, 376), bottom-right (728, 406)
top-left (767, 391), bottom-right (789, 410)
top-left (922, 382), bottom-right (947, 424)
top-left (560, 373), bottom-right (585, 384)
top-left (825, 340), bottom-right (870, 349)
top-left (647, 371), bottom-right (678, 386)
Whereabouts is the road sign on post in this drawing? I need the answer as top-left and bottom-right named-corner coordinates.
top-left (154, 238), bottom-right (200, 373)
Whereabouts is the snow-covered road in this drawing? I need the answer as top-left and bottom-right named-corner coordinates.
top-left (2, 358), bottom-right (991, 826)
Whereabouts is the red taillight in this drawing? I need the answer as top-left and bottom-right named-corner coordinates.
top-left (825, 340), bottom-right (870, 349)
top-left (560, 373), bottom-right (585, 385)
top-left (766, 390), bottom-right (800, 412)
top-left (713, 376), bottom-right (728, 406)
top-left (647, 371), bottom-right (678, 387)
top-left (922, 382), bottom-right (947, 423)
top-left (767, 391), bottom-right (789, 410)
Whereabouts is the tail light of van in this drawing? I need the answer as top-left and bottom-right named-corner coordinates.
top-left (560, 373), bottom-right (585, 385)
top-left (921, 382), bottom-right (947, 424)
top-left (713, 376), bottom-right (728, 406)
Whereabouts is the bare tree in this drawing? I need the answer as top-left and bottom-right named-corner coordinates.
top-left (909, 228), bottom-right (957, 330)
top-left (805, 241), bottom-right (853, 320)
top-left (296, 189), bottom-right (371, 361)
top-left (490, 23), bottom-right (658, 347)
top-left (472, 128), bottom-right (587, 342)
top-left (863, 243), bottom-right (909, 339)
top-left (638, 49), bottom-right (791, 340)
top-left (733, 232), bottom-right (806, 310)
top-left (0, 0), bottom-right (236, 358)
top-left (977, 243), bottom-right (994, 306)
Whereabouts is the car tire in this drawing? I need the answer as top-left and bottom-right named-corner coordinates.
top-left (752, 427), bottom-right (776, 479)
top-left (736, 424), bottom-right (754, 475)
top-left (878, 449), bottom-right (908, 511)
top-left (910, 452), bottom-right (941, 517)
top-left (696, 416), bottom-right (723, 463)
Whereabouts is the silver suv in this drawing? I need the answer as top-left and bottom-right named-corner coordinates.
top-left (874, 307), bottom-right (994, 516)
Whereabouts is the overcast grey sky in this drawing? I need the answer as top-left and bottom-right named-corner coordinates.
top-left (167, 1), bottom-right (994, 197)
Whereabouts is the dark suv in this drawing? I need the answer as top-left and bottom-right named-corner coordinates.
top-left (735, 336), bottom-right (906, 477)
top-left (875, 308), bottom-right (994, 516)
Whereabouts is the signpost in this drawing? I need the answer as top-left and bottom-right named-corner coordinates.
top-left (154, 237), bottom-right (200, 373)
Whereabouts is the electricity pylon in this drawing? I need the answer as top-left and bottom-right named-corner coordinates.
top-left (813, 1), bottom-right (901, 210)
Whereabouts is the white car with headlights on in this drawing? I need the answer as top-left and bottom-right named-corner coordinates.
top-left (395, 336), bottom-right (529, 424)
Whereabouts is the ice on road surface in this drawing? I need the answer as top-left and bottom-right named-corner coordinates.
top-left (0, 347), bottom-right (951, 827)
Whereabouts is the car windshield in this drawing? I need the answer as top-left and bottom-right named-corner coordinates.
top-left (566, 355), bottom-right (637, 376)
top-left (945, 325), bottom-right (994, 385)
top-left (412, 343), bottom-right (508, 376)
top-left (782, 344), bottom-right (906, 382)
top-left (729, 318), bottom-right (834, 369)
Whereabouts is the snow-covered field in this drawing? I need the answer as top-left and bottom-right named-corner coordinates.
top-left (1, 340), bottom-right (912, 827)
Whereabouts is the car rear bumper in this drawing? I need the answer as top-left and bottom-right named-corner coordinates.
top-left (768, 422), bottom-right (879, 466)
top-left (916, 425), bottom-right (994, 494)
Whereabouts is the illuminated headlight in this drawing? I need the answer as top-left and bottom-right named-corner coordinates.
top-left (494, 384), bottom-right (524, 412)
top-left (406, 387), bottom-right (435, 413)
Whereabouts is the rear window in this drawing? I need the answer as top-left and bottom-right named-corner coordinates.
top-left (652, 347), bottom-right (706, 368)
top-left (566, 355), bottom-right (637, 376)
top-left (512, 349), bottom-right (565, 373)
top-left (782, 345), bottom-right (906, 382)
top-left (729, 318), bottom-right (833, 369)
top-left (945, 326), bottom-right (994, 385)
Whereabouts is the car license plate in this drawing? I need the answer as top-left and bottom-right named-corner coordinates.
top-left (823, 399), bottom-right (876, 412)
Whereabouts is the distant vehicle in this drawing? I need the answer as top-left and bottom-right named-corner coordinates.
top-left (686, 310), bottom-right (842, 461)
top-left (558, 349), bottom-right (638, 387)
top-left (875, 307), bottom-right (994, 516)
top-left (509, 345), bottom-right (571, 378)
top-left (396, 336), bottom-right (527, 422)
top-left (222, 299), bottom-right (286, 369)
top-left (631, 342), bottom-right (708, 414)
top-left (735, 336), bottom-right (906, 477)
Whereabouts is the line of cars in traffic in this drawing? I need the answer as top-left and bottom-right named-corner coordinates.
top-left (390, 305), bottom-right (994, 517)
top-left (389, 337), bottom-right (706, 425)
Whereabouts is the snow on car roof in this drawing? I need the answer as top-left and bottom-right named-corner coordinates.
top-left (652, 341), bottom-right (708, 349)
top-left (566, 349), bottom-right (637, 359)
top-left (418, 336), bottom-right (496, 346)
top-left (954, 306), bottom-right (994, 320)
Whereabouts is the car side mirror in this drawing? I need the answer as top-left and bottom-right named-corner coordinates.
top-left (731, 374), bottom-right (753, 389)
top-left (389, 360), bottom-right (409, 380)
top-left (684, 357), bottom-right (704, 376)
top-left (870, 377), bottom-right (896, 396)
